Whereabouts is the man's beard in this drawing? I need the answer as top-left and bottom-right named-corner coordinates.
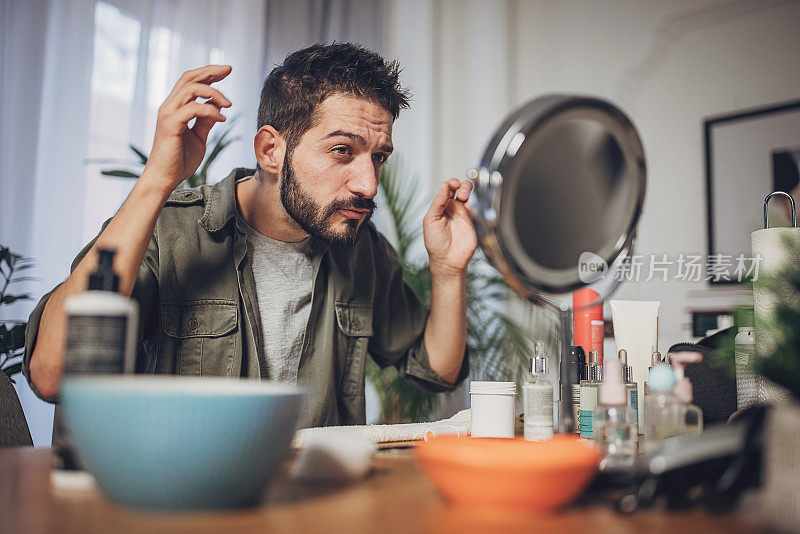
top-left (279, 150), bottom-right (376, 247)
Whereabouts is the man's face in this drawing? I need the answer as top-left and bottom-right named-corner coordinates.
top-left (279, 93), bottom-right (394, 247)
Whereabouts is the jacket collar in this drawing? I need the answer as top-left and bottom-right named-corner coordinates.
top-left (198, 167), bottom-right (330, 257)
top-left (200, 168), bottom-right (253, 233)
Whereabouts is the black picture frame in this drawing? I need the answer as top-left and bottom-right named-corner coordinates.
top-left (705, 99), bottom-right (800, 285)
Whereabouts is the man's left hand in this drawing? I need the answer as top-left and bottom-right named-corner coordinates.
top-left (423, 178), bottom-right (478, 276)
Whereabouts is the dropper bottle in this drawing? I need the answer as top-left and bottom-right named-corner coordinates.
top-left (593, 355), bottom-right (638, 472)
top-left (579, 349), bottom-right (603, 438)
top-left (618, 349), bottom-right (639, 423)
top-left (523, 341), bottom-right (554, 441)
top-left (644, 364), bottom-right (682, 452)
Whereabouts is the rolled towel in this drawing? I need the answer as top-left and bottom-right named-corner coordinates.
top-left (751, 227), bottom-right (800, 358)
top-left (751, 226), bottom-right (800, 407)
top-left (292, 409), bottom-right (471, 449)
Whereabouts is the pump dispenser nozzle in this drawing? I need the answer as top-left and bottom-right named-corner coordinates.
top-left (89, 249), bottom-right (120, 292)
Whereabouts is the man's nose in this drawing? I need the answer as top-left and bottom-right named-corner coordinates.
top-left (347, 157), bottom-right (379, 199)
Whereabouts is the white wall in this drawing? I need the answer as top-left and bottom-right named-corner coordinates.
top-left (402, 0), bottom-right (800, 355)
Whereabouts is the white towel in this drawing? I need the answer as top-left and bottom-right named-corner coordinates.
top-left (292, 409), bottom-right (471, 449)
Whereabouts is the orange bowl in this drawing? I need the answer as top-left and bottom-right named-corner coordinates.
top-left (415, 435), bottom-right (600, 511)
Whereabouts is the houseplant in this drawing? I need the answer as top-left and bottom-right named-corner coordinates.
top-left (0, 246), bottom-right (34, 383)
top-left (94, 117), bottom-right (240, 188)
top-left (368, 158), bottom-right (556, 423)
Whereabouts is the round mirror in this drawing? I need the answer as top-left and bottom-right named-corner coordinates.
top-left (470, 94), bottom-right (646, 306)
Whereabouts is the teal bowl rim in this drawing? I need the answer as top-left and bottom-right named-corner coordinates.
top-left (62, 375), bottom-right (307, 398)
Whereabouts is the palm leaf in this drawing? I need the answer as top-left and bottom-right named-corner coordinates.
top-left (101, 170), bottom-right (141, 179)
top-left (129, 144), bottom-right (149, 164)
top-left (99, 119), bottom-right (240, 188)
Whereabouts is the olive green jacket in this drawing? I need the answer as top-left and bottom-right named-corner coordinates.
top-left (23, 169), bottom-right (468, 427)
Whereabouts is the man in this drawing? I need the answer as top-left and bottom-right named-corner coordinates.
top-left (23, 43), bottom-right (476, 428)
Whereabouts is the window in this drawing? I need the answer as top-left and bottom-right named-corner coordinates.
top-left (82, 1), bottom-right (228, 242)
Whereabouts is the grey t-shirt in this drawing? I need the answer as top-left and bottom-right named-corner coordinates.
top-left (245, 223), bottom-right (314, 383)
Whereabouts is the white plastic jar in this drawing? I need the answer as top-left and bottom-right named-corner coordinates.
top-left (470, 381), bottom-right (517, 438)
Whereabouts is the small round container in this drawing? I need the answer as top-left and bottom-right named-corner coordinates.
top-left (470, 381), bottom-right (517, 438)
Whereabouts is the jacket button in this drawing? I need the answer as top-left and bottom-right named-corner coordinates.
top-left (352, 318), bottom-right (362, 330)
top-left (187, 317), bottom-right (199, 330)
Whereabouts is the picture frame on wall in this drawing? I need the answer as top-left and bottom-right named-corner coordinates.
top-left (705, 99), bottom-right (800, 284)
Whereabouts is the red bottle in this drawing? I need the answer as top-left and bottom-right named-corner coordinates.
top-left (573, 288), bottom-right (604, 365)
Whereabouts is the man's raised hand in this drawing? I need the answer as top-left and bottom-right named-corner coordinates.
top-left (143, 65), bottom-right (232, 193)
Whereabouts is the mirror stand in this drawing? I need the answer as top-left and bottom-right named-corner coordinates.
top-left (557, 303), bottom-right (575, 434)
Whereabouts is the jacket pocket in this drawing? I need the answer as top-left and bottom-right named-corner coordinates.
top-left (161, 299), bottom-right (238, 376)
top-left (334, 302), bottom-right (373, 397)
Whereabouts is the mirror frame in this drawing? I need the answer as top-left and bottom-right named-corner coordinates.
top-left (469, 94), bottom-right (646, 306)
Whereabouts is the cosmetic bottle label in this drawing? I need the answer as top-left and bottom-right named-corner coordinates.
top-left (579, 385), bottom-right (598, 438)
top-left (524, 383), bottom-right (554, 441)
top-left (572, 384), bottom-right (581, 434)
top-left (628, 388), bottom-right (639, 421)
top-left (64, 315), bottom-right (128, 374)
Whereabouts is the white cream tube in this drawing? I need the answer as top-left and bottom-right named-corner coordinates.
top-left (610, 300), bottom-right (660, 428)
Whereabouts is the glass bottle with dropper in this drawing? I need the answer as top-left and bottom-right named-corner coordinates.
top-left (524, 340), bottom-right (554, 441)
top-left (593, 355), bottom-right (638, 472)
top-left (579, 349), bottom-right (603, 438)
top-left (644, 351), bottom-right (662, 396)
top-left (618, 349), bottom-right (639, 423)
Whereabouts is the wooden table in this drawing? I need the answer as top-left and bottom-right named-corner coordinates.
top-left (0, 447), bottom-right (766, 534)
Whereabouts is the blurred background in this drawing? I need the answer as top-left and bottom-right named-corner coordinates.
top-left (1, 0), bottom-right (798, 445)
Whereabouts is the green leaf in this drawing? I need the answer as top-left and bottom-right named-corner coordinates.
top-left (3, 362), bottom-right (22, 379)
top-left (1, 294), bottom-right (31, 305)
top-left (4, 323), bottom-right (27, 352)
top-left (101, 170), bottom-right (141, 179)
top-left (129, 145), bottom-right (149, 164)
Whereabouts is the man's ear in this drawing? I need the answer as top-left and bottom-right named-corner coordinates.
top-left (254, 125), bottom-right (285, 175)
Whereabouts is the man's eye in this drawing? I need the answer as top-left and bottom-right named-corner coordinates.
top-left (332, 146), bottom-right (352, 156)
top-left (373, 153), bottom-right (388, 165)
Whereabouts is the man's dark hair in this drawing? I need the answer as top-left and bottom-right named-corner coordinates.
top-left (257, 42), bottom-right (411, 152)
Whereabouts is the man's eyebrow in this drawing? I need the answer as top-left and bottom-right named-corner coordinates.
top-left (322, 130), bottom-right (393, 154)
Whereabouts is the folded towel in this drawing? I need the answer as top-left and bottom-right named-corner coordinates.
top-left (293, 409), bottom-right (471, 448)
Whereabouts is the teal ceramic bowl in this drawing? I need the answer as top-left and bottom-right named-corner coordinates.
top-left (61, 376), bottom-right (304, 511)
